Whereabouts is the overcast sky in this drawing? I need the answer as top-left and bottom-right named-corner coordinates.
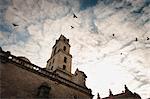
top-left (0, 0), bottom-right (150, 98)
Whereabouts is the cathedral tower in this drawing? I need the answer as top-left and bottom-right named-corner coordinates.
top-left (46, 35), bottom-right (72, 78)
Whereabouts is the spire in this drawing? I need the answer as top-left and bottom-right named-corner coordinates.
top-left (124, 85), bottom-right (129, 92)
top-left (109, 89), bottom-right (113, 96)
top-left (58, 34), bottom-right (69, 42)
top-left (76, 68), bottom-right (79, 71)
top-left (0, 46), bottom-right (2, 52)
top-left (97, 93), bottom-right (101, 99)
top-left (59, 34), bottom-right (64, 39)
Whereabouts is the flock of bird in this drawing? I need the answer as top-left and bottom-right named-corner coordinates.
top-left (112, 33), bottom-right (149, 42)
top-left (112, 33), bottom-right (150, 55)
top-left (12, 13), bottom-right (149, 47)
top-left (12, 13), bottom-right (78, 29)
top-left (70, 13), bottom-right (78, 29)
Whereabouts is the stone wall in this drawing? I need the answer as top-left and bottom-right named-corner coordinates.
top-left (0, 51), bottom-right (93, 99)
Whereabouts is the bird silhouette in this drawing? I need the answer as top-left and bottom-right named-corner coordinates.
top-left (73, 13), bottom-right (77, 18)
top-left (71, 26), bottom-right (74, 29)
top-left (112, 34), bottom-right (115, 36)
top-left (135, 37), bottom-right (138, 41)
top-left (12, 23), bottom-right (19, 27)
top-left (147, 37), bottom-right (149, 40)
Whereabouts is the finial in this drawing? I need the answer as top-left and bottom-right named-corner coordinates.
top-left (59, 34), bottom-right (66, 40)
top-left (109, 89), bottom-right (113, 96)
top-left (97, 93), bottom-right (101, 99)
top-left (0, 46), bottom-right (2, 52)
top-left (125, 85), bottom-right (129, 92)
top-left (59, 34), bottom-right (63, 38)
top-left (75, 68), bottom-right (79, 75)
top-left (76, 68), bottom-right (79, 71)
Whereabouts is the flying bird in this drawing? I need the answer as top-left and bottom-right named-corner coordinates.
top-left (135, 37), bottom-right (138, 41)
top-left (147, 37), bottom-right (149, 40)
top-left (112, 34), bottom-right (115, 36)
top-left (73, 13), bottom-right (77, 18)
top-left (71, 26), bottom-right (74, 29)
top-left (12, 23), bottom-right (19, 27)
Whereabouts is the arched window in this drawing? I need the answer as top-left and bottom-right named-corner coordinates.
top-left (64, 57), bottom-right (67, 63)
top-left (37, 82), bottom-right (51, 98)
top-left (63, 65), bottom-right (66, 70)
top-left (63, 46), bottom-right (66, 51)
top-left (52, 59), bottom-right (55, 63)
top-left (51, 66), bottom-right (53, 70)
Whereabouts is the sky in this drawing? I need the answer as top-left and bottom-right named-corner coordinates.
top-left (0, 0), bottom-right (150, 98)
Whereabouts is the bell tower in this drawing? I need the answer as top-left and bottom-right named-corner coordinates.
top-left (46, 35), bottom-right (72, 77)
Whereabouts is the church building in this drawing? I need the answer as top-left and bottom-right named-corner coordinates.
top-left (0, 35), bottom-right (93, 99)
top-left (97, 85), bottom-right (141, 99)
top-left (0, 35), bottom-right (141, 99)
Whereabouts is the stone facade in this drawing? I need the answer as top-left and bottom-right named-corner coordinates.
top-left (46, 35), bottom-right (73, 80)
top-left (0, 35), bottom-right (93, 99)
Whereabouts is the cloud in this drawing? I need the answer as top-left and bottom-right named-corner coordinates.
top-left (0, 0), bottom-right (150, 98)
